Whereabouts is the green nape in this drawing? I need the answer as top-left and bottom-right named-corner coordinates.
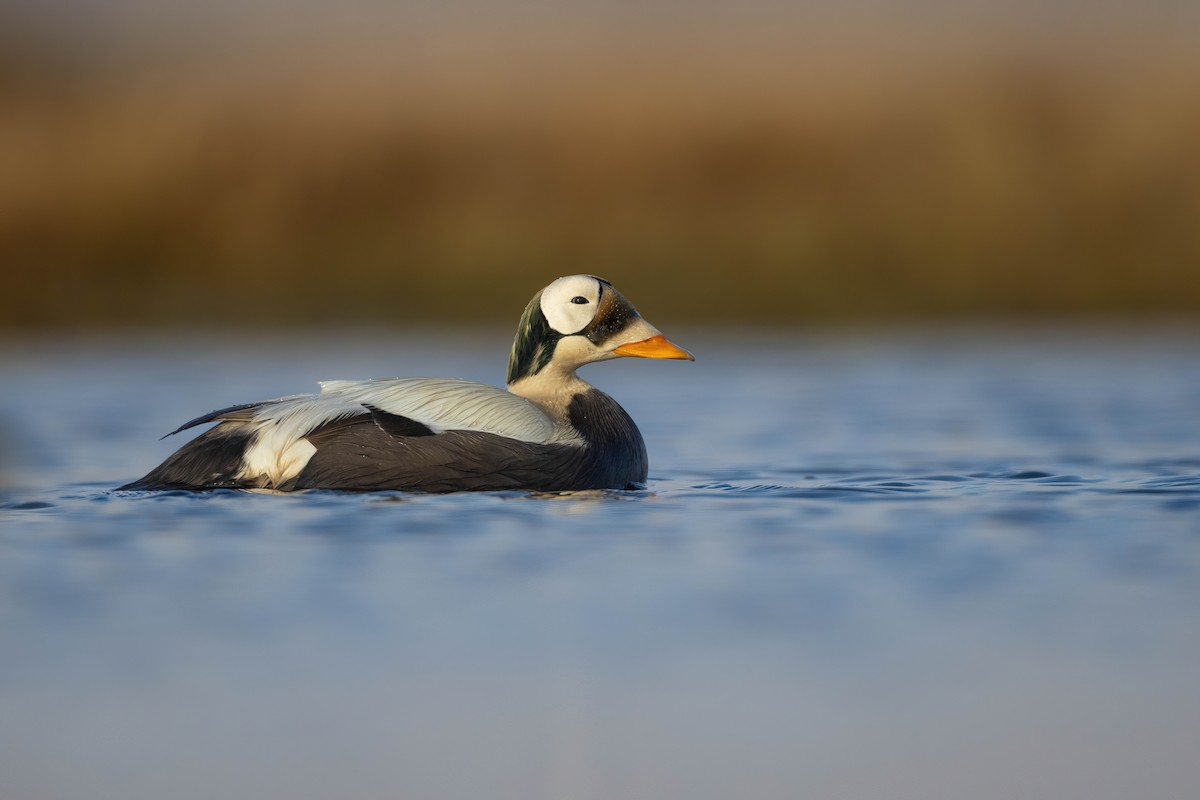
top-left (506, 291), bottom-right (560, 385)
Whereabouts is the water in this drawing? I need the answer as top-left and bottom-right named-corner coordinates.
top-left (2, 326), bottom-right (1199, 800)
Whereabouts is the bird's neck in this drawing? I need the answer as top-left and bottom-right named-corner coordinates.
top-left (507, 367), bottom-right (593, 416)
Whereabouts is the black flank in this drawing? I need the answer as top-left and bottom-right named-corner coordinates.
top-left (292, 388), bottom-right (646, 493)
top-left (292, 427), bottom-right (589, 493)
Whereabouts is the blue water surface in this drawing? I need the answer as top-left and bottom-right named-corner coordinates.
top-left (1, 326), bottom-right (1199, 800)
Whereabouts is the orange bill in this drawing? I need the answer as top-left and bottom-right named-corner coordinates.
top-left (613, 335), bottom-right (695, 361)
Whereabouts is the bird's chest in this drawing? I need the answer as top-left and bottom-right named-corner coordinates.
top-left (567, 390), bottom-right (649, 487)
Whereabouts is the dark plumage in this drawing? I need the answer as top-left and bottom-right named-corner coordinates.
top-left (284, 389), bottom-right (648, 493)
top-left (121, 426), bottom-right (255, 491)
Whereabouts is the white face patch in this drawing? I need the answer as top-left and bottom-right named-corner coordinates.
top-left (540, 275), bottom-right (602, 335)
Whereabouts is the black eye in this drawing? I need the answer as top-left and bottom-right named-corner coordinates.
top-left (570, 296), bottom-right (589, 305)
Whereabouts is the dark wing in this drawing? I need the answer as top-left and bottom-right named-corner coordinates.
top-left (361, 405), bottom-right (436, 438)
top-left (161, 401), bottom-right (269, 439)
top-left (119, 424), bottom-right (256, 490)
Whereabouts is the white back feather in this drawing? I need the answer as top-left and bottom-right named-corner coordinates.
top-left (317, 378), bottom-right (569, 442)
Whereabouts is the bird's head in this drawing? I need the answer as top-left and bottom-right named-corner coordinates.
top-left (507, 275), bottom-right (693, 385)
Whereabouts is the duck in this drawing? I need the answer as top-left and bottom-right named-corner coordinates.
top-left (120, 275), bottom-right (693, 493)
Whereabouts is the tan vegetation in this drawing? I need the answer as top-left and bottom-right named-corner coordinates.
top-left (2, 24), bottom-right (1199, 328)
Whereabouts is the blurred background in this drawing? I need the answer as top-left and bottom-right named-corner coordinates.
top-left (5, 6), bottom-right (1200, 800)
top-left (3, 0), bottom-right (1200, 330)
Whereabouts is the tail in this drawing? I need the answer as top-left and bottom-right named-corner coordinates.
top-left (119, 424), bottom-right (256, 491)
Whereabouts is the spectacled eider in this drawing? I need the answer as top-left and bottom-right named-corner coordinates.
top-left (120, 275), bottom-right (693, 493)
